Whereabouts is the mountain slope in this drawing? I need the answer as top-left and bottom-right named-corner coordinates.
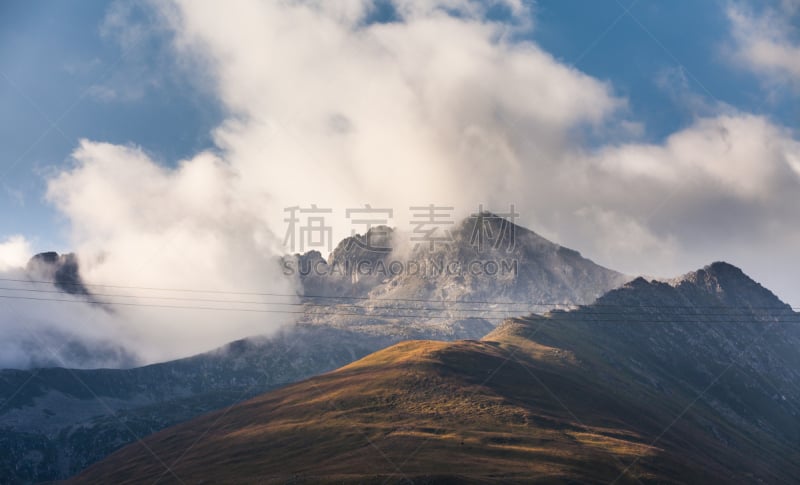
top-left (70, 262), bottom-right (800, 483)
top-left (0, 326), bottom-right (399, 483)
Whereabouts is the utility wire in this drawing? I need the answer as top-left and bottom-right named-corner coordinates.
top-left (0, 292), bottom-right (797, 325)
top-left (0, 286), bottom-right (557, 314)
top-left (0, 284), bottom-right (793, 317)
top-left (1, 276), bottom-right (798, 311)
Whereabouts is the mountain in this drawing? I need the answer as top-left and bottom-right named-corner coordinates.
top-left (1, 216), bottom-right (629, 483)
top-left (0, 327), bottom-right (398, 483)
top-left (25, 252), bottom-right (89, 296)
top-left (293, 214), bottom-right (629, 336)
top-left (296, 213), bottom-right (628, 305)
top-left (70, 262), bottom-right (800, 483)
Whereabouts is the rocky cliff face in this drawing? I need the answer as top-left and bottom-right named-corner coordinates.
top-left (294, 214), bottom-right (628, 305)
top-left (291, 214), bottom-right (629, 337)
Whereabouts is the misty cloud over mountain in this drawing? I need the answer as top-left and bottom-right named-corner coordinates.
top-left (1, 0), bottom-right (799, 367)
top-left (0, 214), bottom-right (629, 369)
top-left (0, 246), bottom-right (297, 368)
top-left (10, 0), bottom-right (793, 302)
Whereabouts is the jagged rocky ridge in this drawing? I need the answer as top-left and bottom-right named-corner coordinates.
top-left (292, 213), bottom-right (629, 336)
top-left (296, 213), bottom-right (628, 304)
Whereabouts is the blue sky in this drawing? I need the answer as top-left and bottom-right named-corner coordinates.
top-left (0, 0), bottom-right (222, 249)
top-left (533, 0), bottom-right (784, 137)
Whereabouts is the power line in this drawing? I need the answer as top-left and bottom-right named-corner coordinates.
top-left (1, 276), bottom-right (797, 311)
top-left (0, 292), bottom-right (797, 324)
top-left (0, 287), bottom-right (787, 316)
top-left (0, 276), bottom-right (572, 305)
top-left (0, 286), bottom-right (557, 315)
top-left (0, 293), bottom-right (509, 319)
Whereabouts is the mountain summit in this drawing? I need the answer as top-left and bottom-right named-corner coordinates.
top-left (25, 252), bottom-right (90, 296)
top-left (294, 213), bottom-right (629, 306)
top-left (667, 261), bottom-right (791, 310)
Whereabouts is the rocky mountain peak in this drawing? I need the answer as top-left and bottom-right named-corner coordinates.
top-left (594, 261), bottom-right (790, 313)
top-left (291, 214), bottom-right (628, 308)
top-left (674, 261), bottom-right (745, 285)
top-left (448, 210), bottom-right (554, 252)
top-left (25, 252), bottom-right (90, 296)
top-left (328, 225), bottom-right (394, 265)
top-left (670, 261), bottom-right (789, 310)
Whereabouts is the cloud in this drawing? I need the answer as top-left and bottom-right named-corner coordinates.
top-left (157, 0), bottom-right (622, 239)
top-left (55, 1), bottom-right (800, 302)
top-left (569, 207), bottom-right (679, 277)
top-left (7, 0), bottom-right (800, 368)
top-left (0, 281), bottom-right (140, 369)
top-left (569, 113), bottom-right (800, 287)
top-left (87, 0), bottom-right (177, 103)
top-left (0, 235), bottom-right (32, 272)
top-left (727, 1), bottom-right (800, 88)
top-left (590, 115), bottom-right (800, 199)
top-left (4, 0), bottom-right (623, 368)
top-left (38, 139), bottom-right (299, 366)
top-left (654, 66), bottom-right (736, 118)
top-left (104, 0), bottom-right (800, 295)
top-left (0, 238), bottom-right (139, 368)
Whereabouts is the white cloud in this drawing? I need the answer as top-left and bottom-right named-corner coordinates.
top-left (568, 113), bottom-right (800, 293)
top-left (8, 0), bottom-right (800, 368)
top-left (88, 0), bottom-right (176, 103)
top-left (42, 139), bottom-right (298, 365)
top-left (57, 0), bottom-right (800, 298)
top-left (0, 283), bottom-right (139, 369)
top-left (13, 0), bottom-right (623, 367)
top-left (0, 237), bottom-right (135, 369)
top-left (158, 0), bottom-right (621, 239)
top-left (727, 2), bottom-right (800, 87)
top-left (570, 207), bottom-right (679, 277)
top-left (0, 235), bottom-right (32, 271)
top-left (591, 115), bottom-right (800, 199)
